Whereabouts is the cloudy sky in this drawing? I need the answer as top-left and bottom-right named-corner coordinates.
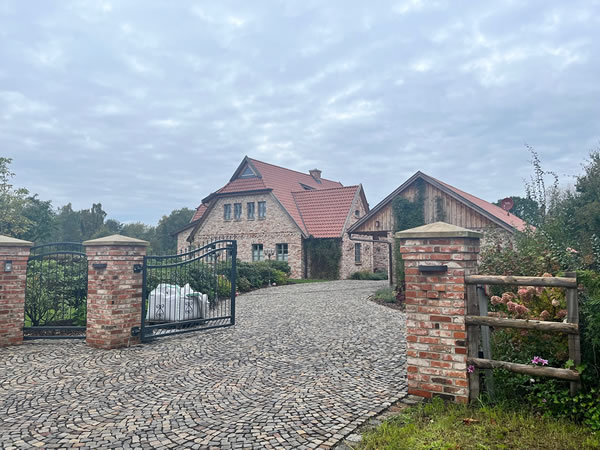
top-left (1, 0), bottom-right (599, 224)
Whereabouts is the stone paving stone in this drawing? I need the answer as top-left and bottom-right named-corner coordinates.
top-left (0, 280), bottom-right (406, 449)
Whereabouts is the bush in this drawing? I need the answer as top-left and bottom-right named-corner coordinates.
top-left (237, 277), bottom-right (252, 293)
top-left (374, 287), bottom-right (396, 303)
top-left (236, 260), bottom-right (289, 290)
top-left (349, 270), bottom-right (388, 280)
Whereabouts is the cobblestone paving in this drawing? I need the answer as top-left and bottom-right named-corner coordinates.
top-left (0, 280), bottom-right (406, 449)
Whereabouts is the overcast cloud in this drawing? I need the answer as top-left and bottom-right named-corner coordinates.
top-left (1, 0), bottom-right (599, 224)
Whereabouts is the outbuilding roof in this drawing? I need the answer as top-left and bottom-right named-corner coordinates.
top-left (348, 171), bottom-right (528, 234)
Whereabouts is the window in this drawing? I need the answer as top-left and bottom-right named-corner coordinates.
top-left (224, 204), bottom-right (232, 220)
top-left (252, 244), bottom-right (263, 261)
top-left (247, 202), bottom-right (255, 220)
top-left (355, 243), bottom-right (361, 264)
top-left (240, 166), bottom-right (255, 178)
top-left (234, 203), bottom-right (242, 220)
top-left (355, 209), bottom-right (360, 218)
top-left (258, 201), bottom-right (266, 219)
top-left (276, 243), bottom-right (288, 261)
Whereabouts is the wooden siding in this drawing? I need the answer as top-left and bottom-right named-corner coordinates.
top-left (354, 180), bottom-right (500, 233)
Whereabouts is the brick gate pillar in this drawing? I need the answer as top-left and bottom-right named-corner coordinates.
top-left (395, 222), bottom-right (481, 403)
top-left (0, 235), bottom-right (33, 347)
top-left (83, 235), bottom-right (149, 349)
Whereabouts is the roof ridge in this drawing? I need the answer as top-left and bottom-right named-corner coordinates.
top-left (248, 157), bottom-right (341, 184)
top-left (291, 185), bottom-right (359, 194)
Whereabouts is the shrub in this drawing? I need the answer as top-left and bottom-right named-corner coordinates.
top-left (236, 260), bottom-right (289, 290)
top-left (349, 270), bottom-right (388, 280)
top-left (237, 277), bottom-right (252, 293)
top-left (266, 260), bottom-right (291, 275)
top-left (374, 287), bottom-right (396, 303)
top-left (271, 269), bottom-right (288, 286)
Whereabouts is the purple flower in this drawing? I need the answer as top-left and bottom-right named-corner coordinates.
top-left (531, 356), bottom-right (548, 366)
top-left (467, 365), bottom-right (475, 373)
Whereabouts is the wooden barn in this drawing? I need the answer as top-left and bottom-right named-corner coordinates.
top-left (347, 171), bottom-right (528, 283)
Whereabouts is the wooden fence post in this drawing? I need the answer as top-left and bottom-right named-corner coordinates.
top-left (466, 284), bottom-right (480, 402)
top-left (565, 271), bottom-right (581, 395)
top-left (477, 286), bottom-right (495, 399)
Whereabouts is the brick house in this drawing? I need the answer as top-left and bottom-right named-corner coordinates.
top-left (176, 157), bottom-right (372, 279)
top-left (347, 171), bottom-right (529, 283)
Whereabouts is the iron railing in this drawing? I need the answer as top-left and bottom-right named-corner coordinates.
top-left (24, 242), bottom-right (88, 339)
top-left (138, 239), bottom-right (237, 341)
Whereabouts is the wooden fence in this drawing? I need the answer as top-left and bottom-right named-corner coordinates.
top-left (465, 272), bottom-right (581, 402)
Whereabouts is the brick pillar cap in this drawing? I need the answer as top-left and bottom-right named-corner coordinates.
top-left (83, 234), bottom-right (150, 247)
top-left (0, 235), bottom-right (34, 247)
top-left (394, 222), bottom-right (483, 239)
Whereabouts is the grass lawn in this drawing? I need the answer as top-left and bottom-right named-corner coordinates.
top-left (360, 398), bottom-right (600, 449)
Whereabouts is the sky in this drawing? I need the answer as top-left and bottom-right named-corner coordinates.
top-left (1, 0), bottom-right (599, 224)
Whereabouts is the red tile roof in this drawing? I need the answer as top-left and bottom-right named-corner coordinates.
top-left (247, 159), bottom-right (342, 234)
top-left (347, 171), bottom-right (529, 235)
top-left (191, 203), bottom-right (209, 222)
top-left (190, 157), bottom-right (345, 235)
top-left (432, 177), bottom-right (529, 232)
top-left (293, 186), bottom-right (361, 238)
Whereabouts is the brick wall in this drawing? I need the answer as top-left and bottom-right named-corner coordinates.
top-left (340, 193), bottom-right (373, 279)
top-left (0, 237), bottom-right (32, 346)
top-left (188, 193), bottom-right (305, 278)
top-left (373, 241), bottom-right (389, 273)
top-left (84, 236), bottom-right (148, 349)
top-left (396, 224), bottom-right (481, 403)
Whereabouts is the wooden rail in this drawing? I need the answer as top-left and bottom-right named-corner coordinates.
top-left (465, 275), bottom-right (577, 288)
top-left (467, 358), bottom-right (580, 382)
top-left (467, 272), bottom-right (581, 402)
top-left (465, 315), bottom-right (579, 334)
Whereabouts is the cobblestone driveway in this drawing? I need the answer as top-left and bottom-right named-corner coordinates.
top-left (0, 280), bottom-right (406, 449)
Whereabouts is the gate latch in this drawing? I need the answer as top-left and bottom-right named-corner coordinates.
top-left (133, 264), bottom-right (143, 273)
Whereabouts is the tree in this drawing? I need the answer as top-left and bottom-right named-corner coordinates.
top-left (494, 196), bottom-right (541, 225)
top-left (0, 157), bottom-right (32, 237)
top-left (79, 203), bottom-right (107, 240)
top-left (574, 150), bottom-right (600, 243)
top-left (153, 208), bottom-right (195, 254)
top-left (53, 203), bottom-right (82, 242)
top-left (20, 195), bottom-right (56, 243)
top-left (121, 222), bottom-right (156, 251)
top-left (92, 219), bottom-right (123, 238)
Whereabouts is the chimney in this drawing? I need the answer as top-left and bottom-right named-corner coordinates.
top-left (309, 168), bottom-right (322, 182)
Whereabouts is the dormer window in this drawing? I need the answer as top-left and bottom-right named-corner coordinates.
top-left (355, 210), bottom-right (360, 218)
top-left (240, 166), bottom-right (255, 178)
top-left (299, 183), bottom-right (315, 191)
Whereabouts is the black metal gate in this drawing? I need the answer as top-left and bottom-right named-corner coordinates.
top-left (139, 239), bottom-right (237, 341)
top-left (24, 242), bottom-right (88, 339)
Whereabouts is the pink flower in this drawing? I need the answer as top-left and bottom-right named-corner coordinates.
top-left (467, 365), bottom-right (475, 373)
top-left (491, 296), bottom-right (502, 305)
top-left (540, 310), bottom-right (551, 321)
top-left (542, 273), bottom-right (553, 278)
top-left (551, 299), bottom-right (560, 307)
top-left (557, 309), bottom-right (568, 319)
top-left (517, 288), bottom-right (529, 298)
top-left (531, 356), bottom-right (548, 366)
top-left (501, 293), bottom-right (513, 304)
top-left (566, 247), bottom-right (578, 254)
top-left (515, 304), bottom-right (531, 316)
top-left (507, 301), bottom-right (518, 313)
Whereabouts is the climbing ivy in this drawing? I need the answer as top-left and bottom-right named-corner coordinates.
top-left (392, 179), bottom-right (426, 286)
top-left (304, 238), bottom-right (342, 280)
